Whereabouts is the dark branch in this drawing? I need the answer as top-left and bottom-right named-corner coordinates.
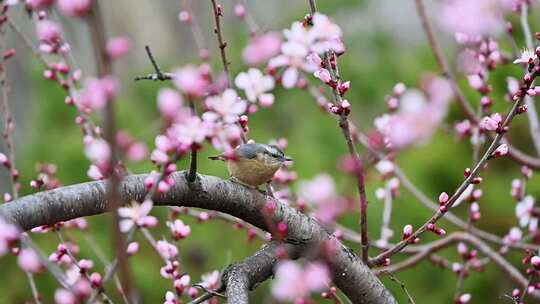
top-left (0, 172), bottom-right (397, 304)
top-left (134, 46), bottom-right (174, 81)
top-left (222, 242), bottom-right (301, 304)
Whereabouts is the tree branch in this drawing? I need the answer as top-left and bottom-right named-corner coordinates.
top-left (222, 242), bottom-right (301, 304)
top-left (0, 171), bottom-right (397, 304)
top-left (414, 0), bottom-right (540, 170)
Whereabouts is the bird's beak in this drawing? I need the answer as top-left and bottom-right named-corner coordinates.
top-left (283, 156), bottom-right (293, 162)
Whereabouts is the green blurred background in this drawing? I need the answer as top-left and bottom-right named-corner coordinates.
top-left (1, 0), bottom-right (540, 303)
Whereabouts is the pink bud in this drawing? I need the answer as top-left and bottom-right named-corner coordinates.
top-left (314, 68), bottom-right (332, 84)
top-left (393, 82), bottom-right (406, 95)
top-left (522, 165), bottom-right (533, 179)
top-left (402, 224), bottom-right (413, 239)
top-left (178, 10), bottom-right (191, 23)
top-left (127, 242), bottom-right (139, 256)
top-left (531, 256), bottom-right (540, 268)
top-left (57, 0), bottom-right (92, 17)
top-left (90, 272), bottom-right (102, 288)
top-left (438, 192), bottom-right (449, 204)
top-left (234, 4), bottom-right (246, 17)
top-left (492, 144), bottom-right (508, 158)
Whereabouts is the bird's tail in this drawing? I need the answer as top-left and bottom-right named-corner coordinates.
top-left (208, 155), bottom-right (225, 161)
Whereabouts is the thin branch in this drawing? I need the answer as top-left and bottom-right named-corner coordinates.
top-left (382, 272), bottom-right (415, 304)
top-left (370, 79), bottom-right (533, 265)
top-left (375, 232), bottom-right (540, 300)
top-left (308, 0), bottom-right (370, 262)
top-left (414, 0), bottom-right (540, 170)
top-left (520, 4), bottom-right (540, 156)
top-left (0, 171), bottom-right (397, 304)
top-left (134, 46), bottom-right (174, 81)
top-left (209, 0), bottom-right (231, 87)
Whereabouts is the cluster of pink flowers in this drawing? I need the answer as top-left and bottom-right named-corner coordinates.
top-left (118, 200), bottom-right (158, 232)
top-left (374, 76), bottom-right (453, 149)
top-left (75, 76), bottom-right (120, 113)
top-left (268, 13), bottom-right (343, 88)
top-left (271, 260), bottom-right (330, 301)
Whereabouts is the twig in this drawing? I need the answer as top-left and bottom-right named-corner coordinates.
top-left (188, 286), bottom-right (226, 304)
top-left (414, 0), bottom-right (540, 169)
top-left (382, 272), bottom-right (415, 304)
top-left (134, 46), bottom-right (174, 81)
top-left (307, 0), bottom-right (370, 262)
top-left (370, 78), bottom-right (533, 265)
top-left (209, 0), bottom-right (231, 87)
top-left (520, 4), bottom-right (540, 156)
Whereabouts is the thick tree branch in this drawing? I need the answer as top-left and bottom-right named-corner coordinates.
top-left (0, 172), bottom-right (397, 304)
top-left (222, 242), bottom-right (301, 304)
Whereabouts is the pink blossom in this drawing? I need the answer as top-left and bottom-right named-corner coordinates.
top-left (17, 248), bottom-right (42, 273)
top-left (76, 76), bottom-right (120, 112)
top-left (479, 113), bottom-right (502, 131)
top-left (272, 261), bottom-right (329, 301)
top-left (55, 288), bottom-right (76, 304)
top-left (106, 37), bottom-right (132, 59)
top-left (127, 142), bottom-right (147, 162)
top-left (156, 240), bottom-right (178, 260)
top-left (57, 0), bottom-right (92, 17)
top-left (173, 65), bottom-right (210, 97)
top-left (439, 0), bottom-right (505, 37)
top-left (235, 69), bottom-right (275, 106)
top-left (374, 78), bottom-right (452, 149)
top-left (36, 20), bottom-right (61, 44)
top-left (439, 192), bottom-right (449, 204)
top-left (375, 160), bottom-right (394, 176)
top-left (203, 89), bottom-right (247, 123)
top-left (87, 164), bottom-right (104, 181)
top-left (531, 256), bottom-right (540, 268)
top-left (127, 242), bottom-right (139, 255)
top-left (164, 291), bottom-right (176, 304)
top-left (454, 119), bottom-right (471, 138)
top-left (234, 4), bottom-right (246, 17)
top-left (492, 144), bottom-right (508, 157)
top-left (118, 200), bottom-right (158, 232)
top-left (201, 270), bottom-right (220, 289)
top-left (178, 10), bottom-right (191, 23)
top-left (309, 13), bottom-right (343, 53)
top-left (298, 174), bottom-right (336, 205)
top-left (516, 196), bottom-right (538, 232)
top-left (314, 68), bottom-right (332, 84)
top-left (167, 219), bottom-right (191, 240)
top-left (84, 138), bottom-right (111, 172)
top-left (150, 148), bottom-right (169, 165)
top-left (0, 219), bottom-right (19, 257)
top-left (403, 224), bottom-right (413, 239)
top-left (242, 32), bottom-right (282, 66)
top-left (503, 227), bottom-right (522, 245)
top-left (513, 49), bottom-right (537, 65)
top-left (27, 0), bottom-right (54, 9)
top-left (467, 74), bottom-right (484, 90)
top-left (167, 116), bottom-right (213, 151)
top-left (158, 88), bottom-right (184, 122)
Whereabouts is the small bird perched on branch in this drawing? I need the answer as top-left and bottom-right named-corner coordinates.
top-left (209, 143), bottom-right (292, 188)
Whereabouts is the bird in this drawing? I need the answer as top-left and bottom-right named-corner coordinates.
top-left (209, 143), bottom-right (292, 188)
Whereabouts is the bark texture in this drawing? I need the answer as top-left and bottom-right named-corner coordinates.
top-left (0, 171), bottom-right (397, 304)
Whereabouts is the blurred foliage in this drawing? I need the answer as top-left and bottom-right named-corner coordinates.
top-left (1, 2), bottom-right (540, 304)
